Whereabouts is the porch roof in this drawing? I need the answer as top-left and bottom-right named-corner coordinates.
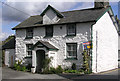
top-left (32, 40), bottom-right (58, 50)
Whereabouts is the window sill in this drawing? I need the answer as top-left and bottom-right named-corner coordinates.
top-left (25, 56), bottom-right (32, 58)
top-left (65, 58), bottom-right (77, 60)
top-left (44, 36), bottom-right (53, 38)
top-left (66, 35), bottom-right (76, 37)
top-left (25, 37), bottom-right (33, 39)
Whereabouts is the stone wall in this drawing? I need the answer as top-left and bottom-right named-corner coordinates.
top-left (5, 49), bottom-right (15, 67)
top-left (15, 22), bottom-right (93, 69)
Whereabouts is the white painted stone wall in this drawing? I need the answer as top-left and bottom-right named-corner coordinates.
top-left (15, 22), bottom-right (93, 70)
top-left (5, 49), bottom-right (15, 67)
top-left (118, 36), bottom-right (120, 67)
top-left (118, 36), bottom-right (120, 50)
top-left (92, 12), bottom-right (118, 73)
top-left (43, 8), bottom-right (60, 24)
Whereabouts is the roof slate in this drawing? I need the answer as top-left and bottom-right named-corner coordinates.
top-left (33, 40), bottom-right (58, 50)
top-left (12, 7), bottom-right (110, 30)
top-left (2, 36), bottom-right (15, 50)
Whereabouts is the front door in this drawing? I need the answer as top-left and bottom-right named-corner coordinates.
top-left (36, 50), bottom-right (45, 73)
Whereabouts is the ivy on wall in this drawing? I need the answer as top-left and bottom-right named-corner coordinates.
top-left (82, 50), bottom-right (91, 74)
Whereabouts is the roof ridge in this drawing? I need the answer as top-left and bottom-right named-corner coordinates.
top-left (30, 7), bottom-right (108, 17)
top-left (61, 7), bottom-right (106, 13)
top-left (30, 15), bottom-right (41, 17)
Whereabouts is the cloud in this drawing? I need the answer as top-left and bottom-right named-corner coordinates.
top-left (72, 2), bottom-right (94, 10)
top-left (0, 32), bottom-right (10, 41)
top-left (2, 1), bottom-right (78, 22)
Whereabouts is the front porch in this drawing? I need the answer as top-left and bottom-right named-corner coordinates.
top-left (31, 40), bottom-right (58, 73)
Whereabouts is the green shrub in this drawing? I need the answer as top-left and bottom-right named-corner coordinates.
top-left (14, 60), bottom-right (28, 72)
top-left (71, 63), bottom-right (76, 70)
top-left (49, 67), bottom-right (56, 74)
top-left (55, 65), bottom-right (63, 73)
top-left (82, 50), bottom-right (90, 74)
top-left (21, 66), bottom-right (27, 72)
top-left (64, 70), bottom-right (81, 74)
top-left (16, 65), bottom-right (21, 71)
top-left (26, 63), bottom-right (32, 71)
top-left (42, 57), bottom-right (52, 70)
top-left (42, 65), bottom-right (63, 74)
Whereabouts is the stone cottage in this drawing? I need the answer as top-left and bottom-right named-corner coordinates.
top-left (2, 36), bottom-right (15, 67)
top-left (12, 1), bottom-right (118, 73)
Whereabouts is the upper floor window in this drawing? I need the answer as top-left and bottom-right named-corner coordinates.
top-left (26, 44), bottom-right (33, 56)
top-left (26, 28), bottom-right (33, 38)
top-left (67, 24), bottom-right (76, 36)
top-left (66, 43), bottom-right (77, 59)
top-left (45, 26), bottom-right (53, 37)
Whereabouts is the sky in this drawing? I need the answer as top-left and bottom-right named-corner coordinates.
top-left (0, 0), bottom-right (120, 41)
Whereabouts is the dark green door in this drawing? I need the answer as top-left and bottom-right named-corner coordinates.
top-left (36, 50), bottom-right (45, 73)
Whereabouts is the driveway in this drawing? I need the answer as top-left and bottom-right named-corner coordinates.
top-left (2, 67), bottom-right (120, 80)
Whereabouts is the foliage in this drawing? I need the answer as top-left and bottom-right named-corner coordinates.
top-left (82, 50), bottom-right (91, 74)
top-left (64, 70), bottom-right (81, 74)
top-left (42, 57), bottom-right (52, 70)
top-left (21, 66), bottom-right (27, 72)
top-left (55, 65), bottom-right (63, 73)
top-left (2, 35), bottom-right (14, 45)
top-left (26, 63), bottom-right (32, 71)
top-left (71, 63), bottom-right (76, 70)
top-left (42, 65), bottom-right (63, 74)
top-left (14, 60), bottom-right (28, 72)
top-left (1, 50), bottom-right (5, 66)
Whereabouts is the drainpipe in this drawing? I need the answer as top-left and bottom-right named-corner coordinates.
top-left (96, 31), bottom-right (98, 73)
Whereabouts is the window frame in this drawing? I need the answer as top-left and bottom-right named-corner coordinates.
top-left (45, 25), bottom-right (53, 37)
top-left (67, 23), bottom-right (76, 36)
top-left (26, 28), bottom-right (33, 39)
top-left (66, 43), bottom-right (77, 59)
top-left (26, 44), bottom-right (33, 57)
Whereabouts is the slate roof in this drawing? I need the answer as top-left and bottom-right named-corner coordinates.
top-left (2, 36), bottom-right (15, 50)
top-left (33, 40), bottom-right (58, 50)
top-left (12, 7), bottom-right (110, 30)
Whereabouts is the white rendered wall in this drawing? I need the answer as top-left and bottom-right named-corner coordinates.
top-left (118, 36), bottom-right (120, 50)
top-left (15, 22), bottom-right (93, 69)
top-left (5, 49), bottom-right (15, 67)
top-left (92, 12), bottom-right (118, 73)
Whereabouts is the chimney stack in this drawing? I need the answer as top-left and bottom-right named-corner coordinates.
top-left (94, 0), bottom-right (109, 8)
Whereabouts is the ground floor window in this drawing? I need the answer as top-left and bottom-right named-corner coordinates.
top-left (26, 44), bottom-right (33, 56)
top-left (66, 43), bottom-right (77, 59)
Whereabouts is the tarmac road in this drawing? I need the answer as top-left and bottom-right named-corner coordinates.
top-left (1, 67), bottom-right (120, 81)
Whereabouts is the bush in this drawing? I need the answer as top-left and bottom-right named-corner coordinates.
top-left (42, 57), bottom-right (52, 70)
top-left (64, 70), bottom-right (81, 74)
top-left (71, 63), bottom-right (76, 70)
top-left (14, 60), bottom-right (28, 72)
top-left (55, 65), bottom-right (63, 73)
top-left (16, 65), bottom-right (21, 71)
top-left (21, 66), bottom-right (27, 72)
top-left (49, 67), bottom-right (56, 74)
top-left (42, 65), bottom-right (63, 74)
top-left (82, 50), bottom-right (90, 74)
top-left (26, 63), bottom-right (32, 71)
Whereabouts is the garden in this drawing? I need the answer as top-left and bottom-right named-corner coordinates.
top-left (13, 50), bottom-right (91, 74)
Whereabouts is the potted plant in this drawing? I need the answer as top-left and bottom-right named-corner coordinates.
top-left (31, 66), bottom-right (35, 73)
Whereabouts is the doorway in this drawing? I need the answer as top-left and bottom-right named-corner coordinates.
top-left (36, 50), bottom-right (45, 73)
